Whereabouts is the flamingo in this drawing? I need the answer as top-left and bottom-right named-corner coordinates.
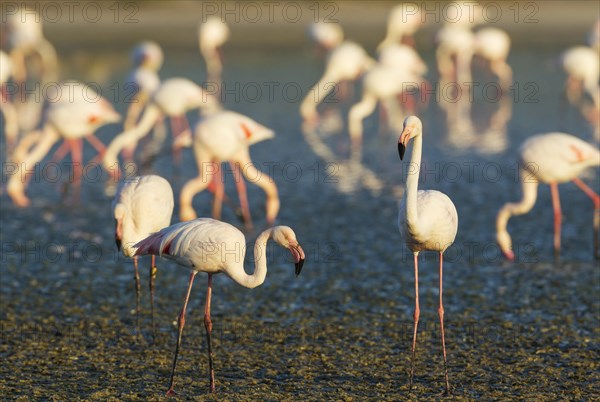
top-left (496, 133), bottom-right (600, 261)
top-left (7, 81), bottom-right (120, 207)
top-left (133, 218), bottom-right (305, 394)
top-left (348, 44), bottom-right (428, 156)
top-left (102, 77), bottom-right (221, 179)
top-left (112, 175), bottom-right (174, 338)
top-left (199, 16), bottom-right (229, 90)
top-left (299, 41), bottom-right (375, 124)
top-left (560, 46), bottom-right (599, 111)
top-left (4, 7), bottom-right (58, 133)
top-left (0, 50), bottom-right (19, 153)
top-left (179, 110), bottom-right (278, 228)
top-left (377, 3), bottom-right (423, 49)
top-left (307, 21), bottom-right (344, 53)
top-left (397, 116), bottom-right (458, 395)
top-left (474, 27), bottom-right (512, 90)
top-left (435, 24), bottom-right (475, 89)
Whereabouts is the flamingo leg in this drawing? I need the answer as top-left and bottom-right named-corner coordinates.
top-left (550, 183), bottom-right (562, 260)
top-left (133, 255), bottom-right (141, 340)
top-left (50, 141), bottom-right (71, 164)
top-left (204, 274), bottom-right (215, 393)
top-left (211, 163), bottom-right (224, 220)
top-left (438, 252), bottom-right (451, 395)
top-left (409, 252), bottom-right (420, 389)
top-left (85, 134), bottom-right (107, 165)
top-left (149, 255), bottom-right (157, 339)
top-left (231, 162), bottom-right (253, 230)
top-left (572, 177), bottom-right (600, 258)
top-left (166, 271), bottom-right (197, 396)
top-left (68, 138), bottom-right (83, 204)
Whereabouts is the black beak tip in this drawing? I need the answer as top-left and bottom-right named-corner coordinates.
top-left (115, 238), bottom-right (122, 251)
top-left (295, 259), bottom-right (305, 277)
top-left (398, 143), bottom-right (406, 160)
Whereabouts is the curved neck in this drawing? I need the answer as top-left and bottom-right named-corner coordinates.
top-left (226, 228), bottom-right (273, 289)
top-left (496, 172), bottom-right (539, 237)
top-left (405, 134), bottom-right (423, 226)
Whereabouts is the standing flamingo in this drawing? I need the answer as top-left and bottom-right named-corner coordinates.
top-left (199, 17), bottom-right (229, 90)
top-left (397, 116), bottom-right (458, 395)
top-left (560, 46), bottom-right (599, 111)
top-left (133, 218), bottom-right (305, 394)
top-left (7, 81), bottom-right (120, 207)
top-left (348, 44), bottom-right (428, 157)
top-left (496, 133), bottom-right (600, 261)
top-left (112, 175), bottom-right (174, 338)
top-left (179, 111), bottom-right (278, 228)
top-left (102, 77), bottom-right (220, 179)
top-left (474, 27), bottom-right (512, 90)
top-left (435, 24), bottom-right (475, 89)
top-left (300, 41), bottom-right (375, 124)
top-left (377, 3), bottom-right (423, 49)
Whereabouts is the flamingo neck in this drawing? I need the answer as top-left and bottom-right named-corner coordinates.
top-left (405, 134), bottom-right (423, 228)
top-left (227, 228), bottom-right (273, 289)
top-left (496, 172), bottom-right (539, 255)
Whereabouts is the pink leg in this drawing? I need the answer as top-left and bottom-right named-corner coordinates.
top-left (204, 274), bottom-right (215, 393)
top-left (85, 134), bottom-right (107, 165)
top-left (572, 178), bottom-right (600, 258)
top-left (166, 271), bottom-right (197, 396)
top-left (550, 183), bottom-right (562, 259)
top-left (211, 163), bottom-right (224, 220)
top-left (133, 256), bottom-right (141, 340)
top-left (170, 116), bottom-right (183, 165)
top-left (409, 252), bottom-right (420, 388)
top-left (231, 162), bottom-right (253, 229)
top-left (149, 255), bottom-right (157, 339)
top-left (50, 141), bottom-right (71, 164)
top-left (438, 252), bottom-right (451, 395)
top-left (68, 139), bottom-right (83, 204)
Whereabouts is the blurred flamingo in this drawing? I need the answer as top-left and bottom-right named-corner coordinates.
top-left (199, 17), bottom-right (229, 90)
top-left (8, 81), bottom-right (120, 207)
top-left (474, 27), bottom-right (512, 90)
top-left (1, 50), bottom-right (19, 153)
top-left (377, 3), bottom-right (423, 49)
top-left (134, 218), bottom-right (305, 394)
top-left (113, 175), bottom-right (174, 338)
top-left (397, 116), bottom-right (458, 395)
top-left (497, 133), bottom-right (600, 260)
top-left (179, 110), bottom-right (278, 229)
top-left (300, 41), bottom-right (375, 124)
top-left (102, 77), bottom-right (221, 179)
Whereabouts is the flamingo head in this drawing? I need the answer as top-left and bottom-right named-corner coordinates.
top-left (271, 226), bottom-right (306, 276)
top-left (398, 115), bottom-right (423, 160)
top-left (496, 230), bottom-right (515, 261)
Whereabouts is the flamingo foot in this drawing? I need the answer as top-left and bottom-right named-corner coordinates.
top-left (165, 388), bottom-right (177, 397)
top-left (180, 206), bottom-right (198, 222)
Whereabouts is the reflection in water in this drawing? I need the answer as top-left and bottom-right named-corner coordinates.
top-left (440, 88), bottom-right (512, 155)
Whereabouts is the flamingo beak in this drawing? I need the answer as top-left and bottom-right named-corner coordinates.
top-left (290, 245), bottom-right (305, 276)
top-left (398, 127), bottom-right (411, 160)
top-left (115, 237), bottom-right (122, 251)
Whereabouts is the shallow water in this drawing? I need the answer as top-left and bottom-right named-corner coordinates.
top-left (2, 2), bottom-right (600, 400)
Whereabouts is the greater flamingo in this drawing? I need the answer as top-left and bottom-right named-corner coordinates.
top-left (133, 218), bottom-right (305, 394)
top-left (435, 24), bottom-right (475, 89)
top-left (377, 3), bottom-right (422, 49)
top-left (496, 133), bottom-right (600, 261)
top-left (348, 44), bottom-right (428, 156)
top-left (560, 46), bottom-right (599, 110)
top-left (102, 77), bottom-right (220, 179)
top-left (474, 27), bottom-right (512, 90)
top-left (179, 110), bottom-right (278, 228)
top-left (397, 116), bottom-right (458, 395)
top-left (299, 41), bottom-right (375, 124)
top-left (199, 17), bottom-right (229, 90)
top-left (7, 81), bottom-right (120, 207)
top-left (112, 175), bottom-right (174, 337)
top-left (307, 21), bottom-right (344, 53)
